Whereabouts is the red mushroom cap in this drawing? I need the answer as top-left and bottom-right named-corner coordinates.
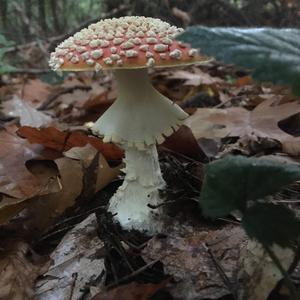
top-left (49, 16), bottom-right (210, 71)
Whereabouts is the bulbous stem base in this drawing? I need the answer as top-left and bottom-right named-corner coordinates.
top-left (108, 144), bottom-right (165, 233)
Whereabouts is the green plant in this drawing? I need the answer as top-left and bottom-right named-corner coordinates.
top-left (178, 27), bottom-right (300, 95)
top-left (200, 155), bottom-right (300, 298)
top-left (0, 34), bottom-right (16, 74)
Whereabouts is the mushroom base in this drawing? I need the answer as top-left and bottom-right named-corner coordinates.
top-left (108, 144), bottom-right (165, 233)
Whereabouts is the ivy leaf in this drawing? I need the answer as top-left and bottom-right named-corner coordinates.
top-left (200, 155), bottom-right (300, 217)
top-left (242, 202), bottom-right (300, 247)
top-left (178, 27), bottom-right (300, 95)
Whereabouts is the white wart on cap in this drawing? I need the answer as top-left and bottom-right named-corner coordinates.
top-left (49, 16), bottom-right (207, 72)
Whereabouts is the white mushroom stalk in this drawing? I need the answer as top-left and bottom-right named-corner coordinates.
top-left (93, 69), bottom-right (187, 147)
top-left (92, 69), bottom-right (188, 232)
top-left (109, 144), bottom-right (165, 233)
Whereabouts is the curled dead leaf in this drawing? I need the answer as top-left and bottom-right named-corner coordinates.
top-left (0, 127), bottom-right (56, 202)
top-left (24, 144), bottom-right (121, 232)
top-left (17, 126), bottom-right (123, 161)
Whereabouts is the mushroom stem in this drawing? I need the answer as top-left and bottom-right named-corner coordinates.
top-left (92, 68), bottom-right (188, 147)
top-left (92, 68), bottom-right (188, 232)
top-left (109, 144), bottom-right (165, 232)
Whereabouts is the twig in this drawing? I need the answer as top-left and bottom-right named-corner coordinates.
top-left (204, 242), bottom-right (238, 299)
top-left (45, 205), bottom-right (106, 232)
top-left (217, 217), bottom-right (241, 225)
top-left (68, 273), bottom-right (78, 300)
top-left (275, 199), bottom-right (300, 204)
top-left (264, 244), bottom-right (300, 300)
top-left (38, 224), bottom-right (76, 242)
top-left (160, 146), bottom-right (203, 164)
top-left (106, 259), bottom-right (160, 289)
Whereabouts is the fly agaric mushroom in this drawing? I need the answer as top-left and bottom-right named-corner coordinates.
top-left (49, 16), bottom-right (210, 233)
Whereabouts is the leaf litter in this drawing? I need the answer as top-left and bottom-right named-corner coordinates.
top-left (0, 59), bottom-right (299, 300)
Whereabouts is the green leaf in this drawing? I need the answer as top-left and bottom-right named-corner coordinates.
top-left (40, 72), bottom-right (68, 85)
top-left (0, 47), bottom-right (11, 60)
top-left (242, 202), bottom-right (300, 247)
top-left (0, 34), bottom-right (15, 47)
top-left (200, 155), bottom-right (300, 217)
top-left (0, 65), bottom-right (17, 74)
top-left (178, 27), bottom-right (300, 95)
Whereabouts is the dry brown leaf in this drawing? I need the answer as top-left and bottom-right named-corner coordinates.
top-left (18, 79), bottom-right (51, 107)
top-left (91, 281), bottom-right (165, 300)
top-left (0, 240), bottom-right (49, 300)
top-left (24, 157), bottom-right (83, 231)
top-left (0, 201), bottom-right (29, 225)
top-left (25, 144), bottom-right (121, 231)
top-left (142, 223), bottom-right (246, 299)
top-left (17, 126), bottom-right (123, 161)
top-left (238, 240), bottom-right (294, 300)
top-left (0, 160), bottom-right (61, 225)
top-left (65, 144), bottom-right (121, 191)
top-left (168, 69), bottom-right (223, 86)
top-left (282, 138), bottom-right (300, 156)
top-left (0, 127), bottom-right (50, 201)
top-left (162, 125), bottom-right (207, 161)
top-left (235, 76), bottom-right (252, 87)
top-left (35, 214), bottom-right (105, 300)
top-left (185, 106), bottom-right (248, 139)
top-left (185, 98), bottom-right (300, 154)
top-left (2, 96), bottom-right (52, 127)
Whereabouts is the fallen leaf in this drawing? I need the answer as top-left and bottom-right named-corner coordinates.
top-left (143, 223), bottom-right (246, 299)
top-left (35, 214), bottom-right (105, 300)
top-left (2, 95), bottom-right (52, 127)
top-left (65, 144), bottom-right (121, 191)
top-left (0, 158), bottom-right (62, 225)
top-left (167, 69), bottom-right (223, 86)
top-left (17, 126), bottom-right (123, 161)
top-left (18, 79), bottom-right (51, 106)
top-left (185, 106), bottom-right (248, 139)
top-left (24, 144), bottom-right (121, 231)
top-left (162, 125), bottom-right (207, 161)
top-left (238, 240), bottom-right (295, 300)
top-left (0, 127), bottom-right (51, 201)
top-left (235, 76), bottom-right (252, 87)
top-left (185, 98), bottom-right (300, 154)
top-left (282, 139), bottom-right (300, 156)
top-left (91, 281), bottom-right (166, 300)
top-left (25, 156), bottom-right (83, 230)
top-left (0, 240), bottom-right (49, 300)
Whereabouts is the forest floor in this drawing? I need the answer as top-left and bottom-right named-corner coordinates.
top-left (0, 56), bottom-right (299, 299)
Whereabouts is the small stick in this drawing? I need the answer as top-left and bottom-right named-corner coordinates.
top-left (203, 242), bottom-right (238, 299)
top-left (68, 273), bottom-right (78, 300)
top-left (106, 259), bottom-right (160, 289)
